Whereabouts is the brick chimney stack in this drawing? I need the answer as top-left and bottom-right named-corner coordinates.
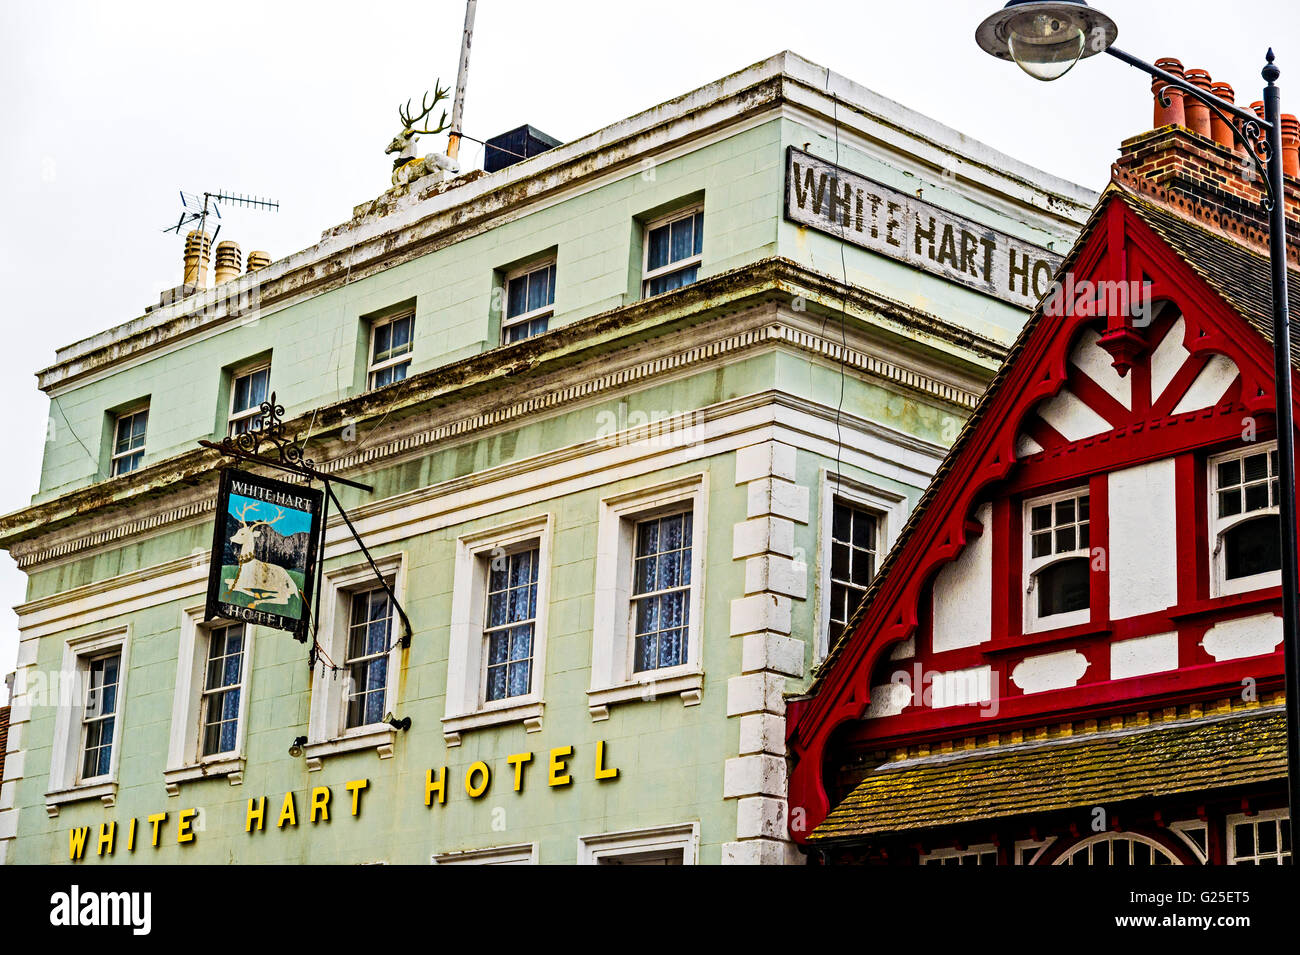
top-left (1113, 59), bottom-right (1300, 255)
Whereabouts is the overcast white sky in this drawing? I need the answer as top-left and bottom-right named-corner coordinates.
top-left (0, 0), bottom-right (1295, 701)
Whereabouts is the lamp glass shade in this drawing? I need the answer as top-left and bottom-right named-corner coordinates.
top-left (975, 2), bottom-right (1118, 82)
top-left (1007, 10), bottom-right (1086, 80)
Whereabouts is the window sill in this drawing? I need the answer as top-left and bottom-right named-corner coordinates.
top-left (587, 669), bottom-right (704, 720)
top-left (987, 621), bottom-right (1111, 656)
top-left (442, 700), bottom-right (544, 747)
top-left (1023, 605), bottom-right (1091, 636)
top-left (45, 781), bottom-right (118, 817)
top-left (162, 756), bottom-right (246, 795)
top-left (303, 725), bottom-right (396, 771)
top-left (1180, 586), bottom-right (1283, 618)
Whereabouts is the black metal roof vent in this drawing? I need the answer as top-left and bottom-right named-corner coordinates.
top-left (484, 125), bottom-right (563, 173)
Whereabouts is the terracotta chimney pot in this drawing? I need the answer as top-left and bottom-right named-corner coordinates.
top-left (1183, 69), bottom-right (1213, 139)
top-left (214, 241), bottom-right (242, 285)
top-left (246, 250), bottom-right (272, 273)
top-left (1209, 81), bottom-right (1237, 150)
top-left (1152, 58), bottom-right (1186, 129)
top-left (183, 230), bottom-right (211, 289)
top-left (1281, 114), bottom-right (1300, 178)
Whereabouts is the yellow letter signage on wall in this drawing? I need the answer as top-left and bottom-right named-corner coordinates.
top-left (68, 740), bottom-right (621, 860)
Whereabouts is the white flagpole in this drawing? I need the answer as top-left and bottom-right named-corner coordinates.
top-left (447, 0), bottom-right (477, 161)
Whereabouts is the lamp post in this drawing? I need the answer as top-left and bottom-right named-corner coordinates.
top-left (977, 0), bottom-right (1298, 862)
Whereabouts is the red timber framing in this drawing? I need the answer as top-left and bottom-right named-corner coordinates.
top-left (786, 191), bottom-right (1296, 843)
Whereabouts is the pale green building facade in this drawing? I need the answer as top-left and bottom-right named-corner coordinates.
top-left (0, 52), bottom-right (1093, 865)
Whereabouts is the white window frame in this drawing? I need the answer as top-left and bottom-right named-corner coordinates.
top-left (578, 823), bottom-right (699, 864)
top-left (227, 361), bottom-right (271, 436)
top-left (816, 472), bottom-right (907, 660)
top-left (1023, 486), bottom-right (1092, 633)
top-left (642, 206), bottom-right (703, 297)
top-left (1169, 819), bottom-right (1210, 864)
top-left (443, 515), bottom-right (552, 745)
top-left (1052, 832), bottom-right (1180, 865)
top-left (164, 606), bottom-right (253, 793)
top-left (589, 474), bottom-right (706, 719)
top-left (433, 843), bottom-right (539, 865)
top-left (45, 626), bottom-right (130, 813)
top-left (919, 843), bottom-right (999, 865)
top-left (501, 259), bottom-right (557, 343)
top-left (1226, 808), bottom-right (1291, 865)
top-left (1209, 442), bottom-right (1281, 597)
top-left (109, 404), bottom-right (149, 477)
top-left (305, 553), bottom-right (406, 768)
top-left (367, 310), bottom-right (415, 389)
top-left (1014, 836), bottom-right (1056, 865)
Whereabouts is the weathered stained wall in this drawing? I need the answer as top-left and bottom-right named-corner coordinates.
top-left (2, 51), bottom-right (1093, 865)
top-left (8, 343), bottom-right (946, 863)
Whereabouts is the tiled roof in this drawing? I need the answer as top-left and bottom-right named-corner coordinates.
top-left (806, 183), bottom-right (1300, 691)
top-left (1122, 190), bottom-right (1300, 365)
top-left (810, 708), bottom-right (1286, 842)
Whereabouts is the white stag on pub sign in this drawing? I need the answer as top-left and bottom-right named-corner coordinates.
top-left (224, 501), bottom-right (301, 610)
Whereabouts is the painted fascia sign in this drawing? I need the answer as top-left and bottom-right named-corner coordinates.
top-left (205, 468), bottom-right (323, 639)
top-left (784, 147), bottom-right (1062, 310)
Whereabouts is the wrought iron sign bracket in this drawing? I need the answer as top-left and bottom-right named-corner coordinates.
top-left (199, 392), bottom-right (413, 648)
top-left (197, 392), bottom-right (373, 492)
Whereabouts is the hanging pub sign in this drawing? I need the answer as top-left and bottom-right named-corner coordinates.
top-left (205, 468), bottom-right (324, 638)
top-left (783, 146), bottom-right (1063, 310)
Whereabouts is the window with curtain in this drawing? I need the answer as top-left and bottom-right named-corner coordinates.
top-left (110, 407), bottom-right (148, 476)
top-left (228, 364), bottom-right (270, 436)
top-left (643, 208), bottom-right (703, 297)
top-left (503, 261), bottom-right (556, 343)
top-left (369, 312), bottom-right (414, 388)
top-left (631, 511), bottom-right (693, 672)
top-left (483, 546), bottom-right (539, 702)
top-left (345, 589), bottom-right (393, 729)
top-left (200, 623), bottom-right (245, 757)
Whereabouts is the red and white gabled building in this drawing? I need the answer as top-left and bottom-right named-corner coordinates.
top-left (786, 63), bottom-right (1300, 866)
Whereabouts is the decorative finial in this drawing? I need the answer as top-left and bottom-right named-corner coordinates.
top-left (1264, 49), bottom-right (1280, 84)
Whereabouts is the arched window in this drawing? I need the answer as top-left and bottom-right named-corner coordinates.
top-left (1036, 557), bottom-right (1089, 618)
top-left (1053, 833), bottom-right (1180, 866)
top-left (1023, 488), bottom-right (1091, 631)
top-left (1224, 516), bottom-right (1281, 580)
top-left (1210, 445), bottom-right (1281, 595)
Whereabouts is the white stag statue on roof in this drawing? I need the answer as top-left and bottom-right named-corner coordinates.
top-left (225, 502), bottom-right (300, 610)
top-left (386, 82), bottom-right (458, 187)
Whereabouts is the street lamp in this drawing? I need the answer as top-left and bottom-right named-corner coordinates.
top-left (977, 0), bottom-right (1299, 863)
top-left (975, 0), bottom-right (1116, 80)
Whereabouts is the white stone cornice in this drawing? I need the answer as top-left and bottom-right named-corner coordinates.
top-left (12, 312), bottom-right (963, 571)
top-left (37, 50), bottom-right (1089, 395)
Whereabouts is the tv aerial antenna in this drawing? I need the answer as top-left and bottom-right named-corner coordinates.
top-left (163, 190), bottom-right (280, 244)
